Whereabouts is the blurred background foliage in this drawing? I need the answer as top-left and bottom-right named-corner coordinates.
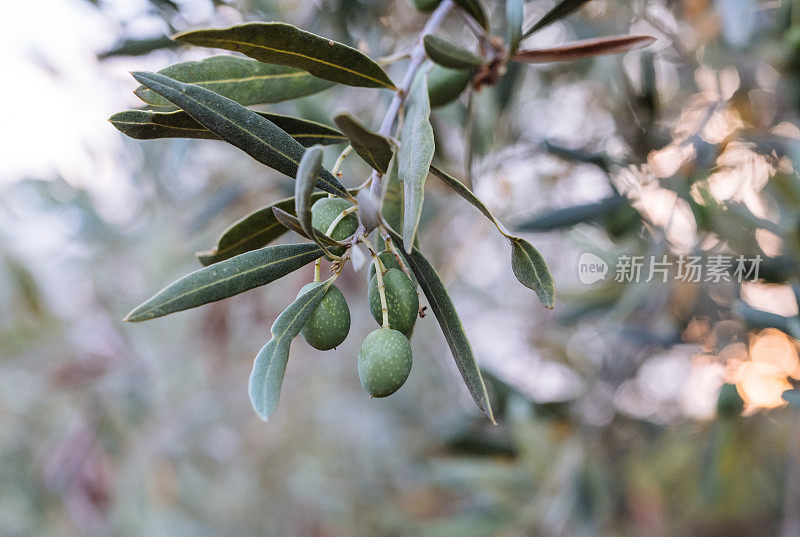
top-left (4, 0), bottom-right (800, 535)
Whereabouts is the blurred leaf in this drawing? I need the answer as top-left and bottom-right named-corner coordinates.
top-left (295, 145), bottom-right (337, 257)
top-left (423, 35), bottom-right (483, 69)
top-left (429, 165), bottom-right (555, 308)
top-left (174, 23), bottom-right (397, 89)
top-left (134, 56), bottom-right (335, 110)
top-left (505, 0), bottom-right (524, 55)
top-left (521, 0), bottom-right (592, 40)
top-left (736, 302), bottom-right (800, 339)
top-left (782, 388), bottom-right (800, 410)
top-left (109, 109), bottom-right (347, 147)
top-left (510, 238), bottom-right (555, 308)
top-left (196, 193), bottom-right (332, 265)
top-left (400, 72), bottom-right (435, 252)
top-left (98, 35), bottom-right (178, 59)
top-left (333, 111), bottom-right (394, 173)
top-left (271, 207), bottom-right (342, 247)
top-left (125, 243), bottom-right (324, 322)
top-left (514, 197), bottom-right (625, 231)
top-left (249, 279), bottom-right (334, 420)
top-left (385, 228), bottom-right (494, 422)
top-left (513, 35), bottom-right (656, 63)
top-left (455, 0), bottom-right (489, 30)
top-left (130, 72), bottom-right (349, 197)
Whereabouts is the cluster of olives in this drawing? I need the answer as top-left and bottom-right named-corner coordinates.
top-left (299, 197), bottom-right (420, 398)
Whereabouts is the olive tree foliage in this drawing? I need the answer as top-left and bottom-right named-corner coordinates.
top-left (111, 0), bottom-right (654, 421)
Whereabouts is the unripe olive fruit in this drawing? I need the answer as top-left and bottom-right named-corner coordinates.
top-left (427, 66), bottom-right (473, 108)
top-left (311, 197), bottom-right (359, 258)
top-left (358, 328), bottom-right (413, 397)
top-left (368, 268), bottom-right (419, 336)
top-left (298, 283), bottom-right (350, 350)
top-left (408, 0), bottom-right (442, 11)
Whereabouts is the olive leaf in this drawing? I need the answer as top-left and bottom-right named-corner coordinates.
top-left (423, 35), bottom-right (483, 69)
top-left (505, 0), bottom-right (524, 55)
top-left (271, 208), bottom-right (342, 247)
top-left (249, 279), bottom-right (334, 420)
top-left (196, 193), bottom-right (332, 266)
top-left (385, 228), bottom-right (495, 423)
top-left (131, 72), bottom-right (349, 197)
top-left (109, 109), bottom-right (347, 147)
top-left (510, 238), bottom-right (555, 309)
top-left (381, 153), bottom-right (404, 233)
top-left (174, 23), bottom-right (397, 90)
top-left (455, 0), bottom-right (489, 30)
top-left (521, 0), bottom-right (592, 40)
top-left (429, 165), bottom-right (555, 308)
top-left (125, 243), bottom-right (324, 322)
top-left (134, 56), bottom-right (335, 110)
top-left (512, 35), bottom-right (656, 64)
top-left (333, 111), bottom-right (394, 173)
top-left (98, 35), bottom-right (178, 59)
top-left (399, 72), bottom-right (435, 253)
top-left (295, 145), bottom-right (337, 258)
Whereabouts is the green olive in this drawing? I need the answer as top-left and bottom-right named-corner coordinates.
top-left (358, 328), bottom-right (413, 397)
top-left (368, 268), bottom-right (419, 336)
top-left (427, 65), bottom-right (473, 108)
top-left (409, 0), bottom-right (442, 11)
top-left (298, 283), bottom-right (350, 350)
top-left (311, 197), bottom-right (358, 258)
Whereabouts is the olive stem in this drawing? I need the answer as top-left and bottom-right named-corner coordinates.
top-left (368, 0), bottom-right (454, 198)
top-left (313, 259), bottom-right (321, 282)
top-left (331, 145), bottom-right (353, 178)
top-left (382, 232), bottom-right (423, 317)
top-left (325, 205), bottom-right (359, 237)
top-left (359, 234), bottom-right (390, 329)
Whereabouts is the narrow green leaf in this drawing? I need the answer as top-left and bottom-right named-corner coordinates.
top-left (109, 109), bottom-right (347, 147)
top-left (410, 0), bottom-right (443, 11)
top-left (125, 243), bottom-right (324, 322)
top-left (98, 35), bottom-right (178, 59)
top-left (399, 72), bottom-right (435, 252)
top-left (271, 208), bottom-right (342, 247)
top-left (510, 238), bottom-right (556, 309)
top-left (134, 56), bottom-right (335, 110)
top-left (385, 228), bottom-right (494, 422)
top-left (196, 193), bottom-right (331, 266)
top-left (506, 0), bottom-right (524, 55)
top-left (423, 35), bottom-right (483, 69)
top-left (249, 279), bottom-right (334, 420)
top-left (512, 35), bottom-right (656, 64)
top-left (455, 0), bottom-right (489, 30)
top-left (295, 146), bottom-right (337, 258)
top-left (429, 165), bottom-right (556, 309)
top-left (333, 111), bottom-right (393, 173)
top-left (131, 71), bottom-right (349, 197)
top-left (381, 154), bottom-right (404, 233)
top-left (174, 23), bottom-right (397, 90)
top-left (522, 0), bottom-right (591, 40)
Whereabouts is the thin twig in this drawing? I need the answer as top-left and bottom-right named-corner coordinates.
top-left (368, 0), bottom-right (455, 197)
